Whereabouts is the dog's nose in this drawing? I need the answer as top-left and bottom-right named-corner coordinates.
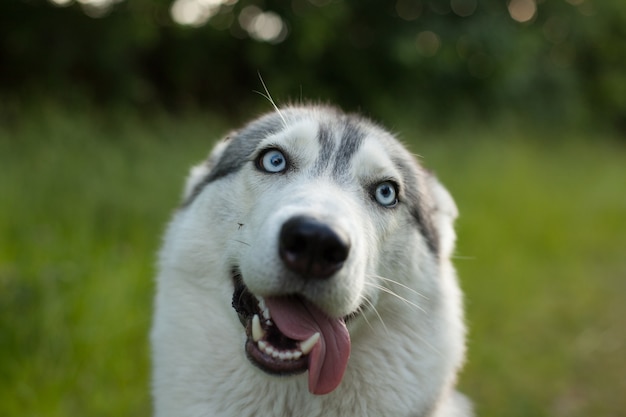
top-left (279, 216), bottom-right (350, 280)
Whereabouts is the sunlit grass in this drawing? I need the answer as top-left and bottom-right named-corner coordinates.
top-left (1, 104), bottom-right (624, 416)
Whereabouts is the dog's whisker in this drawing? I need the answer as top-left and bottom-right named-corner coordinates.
top-left (368, 307), bottom-right (443, 357)
top-left (166, 266), bottom-right (224, 289)
top-left (363, 282), bottom-right (427, 314)
top-left (233, 239), bottom-right (251, 246)
top-left (359, 295), bottom-right (388, 335)
top-left (355, 301), bottom-right (375, 333)
top-left (451, 254), bottom-right (476, 260)
top-left (413, 330), bottom-right (445, 357)
top-left (408, 329), bottom-right (444, 357)
top-left (255, 72), bottom-right (287, 128)
top-left (368, 274), bottom-right (429, 300)
top-left (408, 150), bottom-right (424, 160)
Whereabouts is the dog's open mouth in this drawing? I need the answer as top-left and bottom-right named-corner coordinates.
top-left (231, 270), bottom-right (351, 395)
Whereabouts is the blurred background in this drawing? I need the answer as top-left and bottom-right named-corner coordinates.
top-left (1, 0), bottom-right (625, 416)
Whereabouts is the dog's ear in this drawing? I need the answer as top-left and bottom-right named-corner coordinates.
top-left (182, 134), bottom-right (233, 201)
top-left (426, 173), bottom-right (459, 259)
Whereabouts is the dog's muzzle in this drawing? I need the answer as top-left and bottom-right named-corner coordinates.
top-left (231, 215), bottom-right (353, 396)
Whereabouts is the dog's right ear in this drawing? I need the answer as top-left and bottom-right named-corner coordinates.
top-left (182, 135), bottom-right (232, 201)
top-left (425, 173), bottom-right (459, 260)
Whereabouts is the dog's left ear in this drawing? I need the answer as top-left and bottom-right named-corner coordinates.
top-left (426, 173), bottom-right (459, 259)
top-left (182, 135), bottom-right (232, 201)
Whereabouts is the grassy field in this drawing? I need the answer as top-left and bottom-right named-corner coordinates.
top-left (1, 104), bottom-right (625, 417)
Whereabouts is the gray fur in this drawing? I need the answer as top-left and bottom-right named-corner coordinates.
top-left (314, 123), bottom-right (336, 174)
top-left (182, 112), bottom-right (286, 207)
top-left (331, 120), bottom-right (364, 178)
top-left (392, 155), bottom-right (440, 255)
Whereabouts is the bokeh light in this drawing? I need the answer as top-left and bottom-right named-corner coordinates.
top-left (415, 30), bottom-right (441, 57)
top-left (170, 0), bottom-right (237, 27)
top-left (238, 6), bottom-right (287, 43)
top-left (451, 0), bottom-right (477, 18)
top-left (48, 0), bottom-right (73, 6)
top-left (395, 0), bottom-right (423, 21)
top-left (508, 0), bottom-right (537, 23)
top-left (49, 0), bottom-right (124, 16)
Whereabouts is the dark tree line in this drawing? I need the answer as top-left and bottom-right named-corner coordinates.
top-left (2, 0), bottom-right (625, 129)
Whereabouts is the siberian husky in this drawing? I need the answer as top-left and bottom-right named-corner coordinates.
top-left (151, 105), bottom-right (472, 416)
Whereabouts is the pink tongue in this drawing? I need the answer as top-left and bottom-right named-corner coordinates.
top-left (264, 296), bottom-right (350, 395)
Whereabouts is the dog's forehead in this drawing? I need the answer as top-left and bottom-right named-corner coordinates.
top-left (257, 118), bottom-right (320, 156)
top-left (261, 109), bottom-right (403, 177)
top-left (235, 108), bottom-right (359, 170)
top-left (349, 134), bottom-right (401, 181)
top-left (207, 107), bottom-right (416, 184)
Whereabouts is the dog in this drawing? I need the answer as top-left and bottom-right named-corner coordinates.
top-left (151, 105), bottom-right (472, 416)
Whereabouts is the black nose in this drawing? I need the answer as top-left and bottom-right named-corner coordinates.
top-left (279, 216), bottom-right (350, 280)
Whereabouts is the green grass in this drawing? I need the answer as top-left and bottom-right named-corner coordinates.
top-left (1, 104), bottom-right (625, 416)
top-left (416, 130), bottom-right (626, 417)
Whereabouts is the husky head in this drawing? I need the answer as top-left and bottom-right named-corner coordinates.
top-left (152, 106), bottom-right (469, 416)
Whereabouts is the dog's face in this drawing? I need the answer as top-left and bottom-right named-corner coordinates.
top-left (153, 106), bottom-right (465, 415)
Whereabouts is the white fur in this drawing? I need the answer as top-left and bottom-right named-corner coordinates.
top-left (151, 106), bottom-right (472, 417)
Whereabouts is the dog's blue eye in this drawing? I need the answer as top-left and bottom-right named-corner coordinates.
top-left (259, 149), bottom-right (287, 173)
top-left (374, 182), bottom-right (398, 207)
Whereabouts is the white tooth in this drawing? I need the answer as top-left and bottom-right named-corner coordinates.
top-left (299, 333), bottom-right (320, 355)
top-left (278, 352), bottom-right (287, 360)
top-left (258, 340), bottom-right (267, 351)
top-left (272, 350), bottom-right (280, 359)
top-left (257, 296), bottom-right (272, 322)
top-left (285, 351), bottom-right (294, 360)
top-left (252, 314), bottom-right (265, 342)
top-left (292, 351), bottom-right (302, 360)
top-left (265, 345), bottom-right (275, 355)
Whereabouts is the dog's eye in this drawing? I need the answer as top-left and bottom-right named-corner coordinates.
top-left (258, 149), bottom-right (287, 173)
top-left (374, 181), bottom-right (398, 207)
